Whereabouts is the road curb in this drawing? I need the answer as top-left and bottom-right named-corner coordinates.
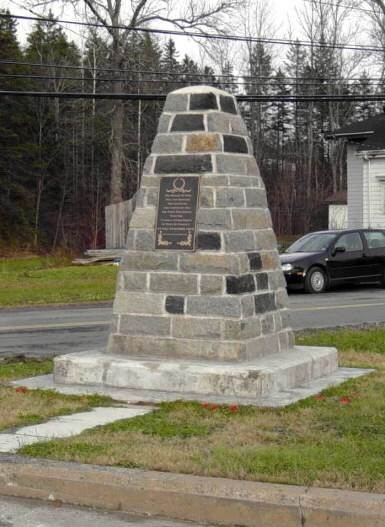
top-left (0, 455), bottom-right (384, 526)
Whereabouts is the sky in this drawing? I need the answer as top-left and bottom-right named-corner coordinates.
top-left (0, 0), bottom-right (377, 78)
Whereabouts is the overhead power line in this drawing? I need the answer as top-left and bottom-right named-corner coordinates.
top-left (2, 90), bottom-right (385, 102)
top-left (2, 73), bottom-right (385, 88)
top-left (1, 12), bottom-right (384, 54)
top-left (1, 59), bottom-right (385, 83)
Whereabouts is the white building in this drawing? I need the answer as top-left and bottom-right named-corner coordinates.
top-left (325, 113), bottom-right (385, 229)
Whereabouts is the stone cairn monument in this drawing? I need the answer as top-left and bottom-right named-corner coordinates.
top-left (55, 86), bottom-right (364, 405)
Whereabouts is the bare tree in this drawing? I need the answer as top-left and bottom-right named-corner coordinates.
top-left (28, 0), bottom-right (237, 204)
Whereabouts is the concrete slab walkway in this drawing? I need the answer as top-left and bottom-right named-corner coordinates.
top-left (0, 406), bottom-right (152, 453)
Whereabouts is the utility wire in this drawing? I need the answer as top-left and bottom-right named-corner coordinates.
top-left (1, 12), bottom-right (384, 54)
top-left (1, 73), bottom-right (385, 88)
top-left (2, 90), bottom-right (385, 102)
top-left (1, 59), bottom-right (384, 83)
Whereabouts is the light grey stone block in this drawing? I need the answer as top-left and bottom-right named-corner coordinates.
top-left (130, 208), bottom-right (156, 229)
top-left (126, 230), bottom-right (135, 250)
top-left (120, 271), bottom-right (147, 292)
top-left (113, 292), bottom-right (165, 315)
top-left (119, 315), bottom-right (171, 336)
top-left (200, 175), bottom-right (229, 187)
top-left (241, 296), bottom-right (255, 317)
top-left (108, 335), bottom-right (242, 361)
top-left (142, 155), bottom-right (155, 175)
top-left (228, 175), bottom-right (260, 188)
top-left (223, 318), bottom-right (262, 340)
top-left (200, 275), bottom-right (224, 294)
top-left (232, 209), bottom-right (270, 230)
top-left (224, 231), bottom-right (256, 252)
top-left (141, 175), bottom-right (160, 188)
top-left (151, 134), bottom-right (184, 154)
top-left (172, 318), bottom-right (221, 339)
top-left (197, 208), bottom-right (232, 230)
top-left (121, 251), bottom-right (178, 272)
top-left (229, 115), bottom-right (248, 134)
top-left (157, 114), bottom-right (171, 133)
top-left (216, 188), bottom-right (245, 207)
top-left (146, 188), bottom-right (159, 207)
top-left (163, 93), bottom-right (188, 112)
top-left (199, 187), bottom-right (214, 207)
top-left (150, 273), bottom-right (198, 294)
top-left (261, 313), bottom-right (275, 334)
top-left (245, 188), bottom-right (268, 208)
top-left (187, 296), bottom-right (241, 318)
top-left (254, 229), bottom-right (277, 251)
top-left (135, 230), bottom-right (155, 251)
top-left (216, 154), bottom-right (248, 175)
top-left (207, 112), bottom-right (230, 133)
top-left (180, 253), bottom-right (240, 274)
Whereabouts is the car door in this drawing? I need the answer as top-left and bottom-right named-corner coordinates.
top-left (362, 231), bottom-right (385, 279)
top-left (327, 231), bottom-right (366, 282)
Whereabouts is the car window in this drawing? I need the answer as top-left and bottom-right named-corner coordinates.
top-left (335, 232), bottom-right (363, 252)
top-left (364, 231), bottom-right (385, 249)
top-left (286, 233), bottom-right (336, 253)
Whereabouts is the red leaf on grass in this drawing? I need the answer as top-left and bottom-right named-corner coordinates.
top-left (210, 404), bottom-right (219, 411)
top-left (201, 403), bottom-right (209, 409)
top-left (15, 386), bottom-right (28, 394)
top-left (339, 396), bottom-right (351, 405)
top-left (229, 404), bottom-right (239, 413)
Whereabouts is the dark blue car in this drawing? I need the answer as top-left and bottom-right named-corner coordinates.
top-left (280, 229), bottom-right (385, 293)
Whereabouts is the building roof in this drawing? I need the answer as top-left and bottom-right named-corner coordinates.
top-left (324, 112), bottom-right (385, 150)
top-left (325, 191), bottom-right (347, 205)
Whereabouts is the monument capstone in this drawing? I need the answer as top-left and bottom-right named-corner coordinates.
top-left (54, 86), bottom-right (367, 405)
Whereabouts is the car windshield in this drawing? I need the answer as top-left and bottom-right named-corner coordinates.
top-left (286, 233), bottom-right (336, 253)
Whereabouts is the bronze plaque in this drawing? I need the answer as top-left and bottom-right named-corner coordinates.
top-left (155, 176), bottom-right (200, 251)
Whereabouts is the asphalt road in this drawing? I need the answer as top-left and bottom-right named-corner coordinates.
top-left (0, 285), bottom-right (385, 358)
top-left (0, 495), bottom-right (206, 527)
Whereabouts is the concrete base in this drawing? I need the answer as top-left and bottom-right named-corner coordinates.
top-left (49, 346), bottom-right (372, 406)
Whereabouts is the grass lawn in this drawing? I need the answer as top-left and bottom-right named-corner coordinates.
top-left (18, 327), bottom-right (385, 492)
top-left (0, 358), bottom-right (112, 430)
top-left (0, 257), bottom-right (117, 307)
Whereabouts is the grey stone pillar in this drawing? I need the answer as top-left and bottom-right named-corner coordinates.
top-left (108, 86), bottom-right (294, 362)
top-left (55, 86), bottom-right (359, 405)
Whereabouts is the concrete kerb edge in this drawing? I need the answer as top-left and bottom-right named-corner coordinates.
top-left (0, 455), bottom-right (384, 527)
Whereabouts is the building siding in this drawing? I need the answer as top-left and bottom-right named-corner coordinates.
top-left (347, 144), bottom-right (363, 228)
top-left (364, 157), bottom-right (385, 228)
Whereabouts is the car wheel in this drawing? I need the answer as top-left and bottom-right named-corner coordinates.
top-left (305, 267), bottom-right (327, 294)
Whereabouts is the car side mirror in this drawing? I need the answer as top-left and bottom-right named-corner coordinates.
top-left (332, 246), bottom-right (346, 256)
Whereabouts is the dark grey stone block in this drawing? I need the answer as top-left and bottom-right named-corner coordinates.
top-left (254, 292), bottom-right (277, 313)
top-left (256, 272), bottom-right (269, 290)
top-left (223, 135), bottom-right (248, 154)
top-left (248, 252), bottom-right (263, 270)
top-left (190, 93), bottom-right (218, 110)
top-left (226, 274), bottom-right (256, 294)
top-left (171, 114), bottom-right (205, 132)
top-left (220, 95), bottom-right (237, 114)
top-left (166, 296), bottom-right (185, 314)
top-left (155, 155), bottom-right (212, 174)
top-left (197, 232), bottom-right (221, 250)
